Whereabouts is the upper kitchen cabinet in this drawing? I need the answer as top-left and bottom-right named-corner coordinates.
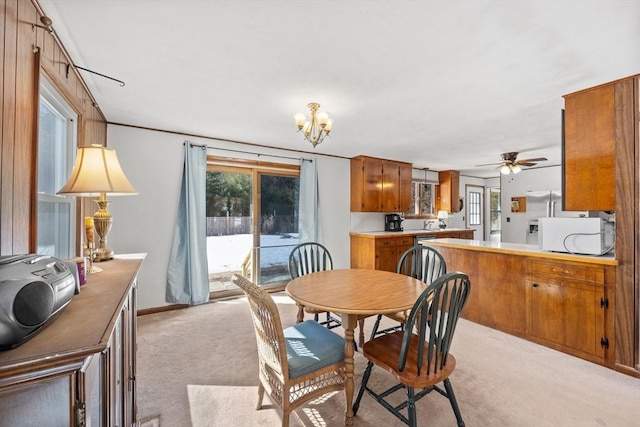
top-left (436, 170), bottom-right (460, 213)
top-left (350, 156), bottom-right (412, 212)
top-left (563, 75), bottom-right (639, 211)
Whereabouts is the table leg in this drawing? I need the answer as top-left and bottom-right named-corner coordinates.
top-left (295, 303), bottom-right (304, 323)
top-left (341, 313), bottom-right (357, 426)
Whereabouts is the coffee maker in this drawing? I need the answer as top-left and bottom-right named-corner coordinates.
top-left (385, 213), bottom-right (404, 232)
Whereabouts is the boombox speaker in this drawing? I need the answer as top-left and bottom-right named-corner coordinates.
top-left (0, 254), bottom-right (77, 350)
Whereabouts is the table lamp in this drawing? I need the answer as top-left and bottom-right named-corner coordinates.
top-left (57, 145), bottom-right (137, 261)
top-left (437, 210), bottom-right (448, 229)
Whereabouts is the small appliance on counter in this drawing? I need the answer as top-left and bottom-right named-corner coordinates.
top-left (0, 254), bottom-right (77, 350)
top-left (385, 213), bottom-right (404, 232)
top-left (538, 217), bottom-right (615, 255)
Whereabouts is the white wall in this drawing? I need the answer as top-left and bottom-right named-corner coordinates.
top-left (107, 125), bottom-right (351, 310)
top-left (500, 165), bottom-right (562, 243)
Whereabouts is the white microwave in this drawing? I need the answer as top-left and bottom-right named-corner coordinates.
top-left (538, 217), bottom-right (615, 255)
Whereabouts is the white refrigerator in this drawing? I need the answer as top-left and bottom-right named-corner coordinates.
top-left (525, 190), bottom-right (585, 245)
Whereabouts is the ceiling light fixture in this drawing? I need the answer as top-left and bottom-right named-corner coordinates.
top-left (294, 103), bottom-right (332, 148)
top-left (500, 164), bottom-right (522, 175)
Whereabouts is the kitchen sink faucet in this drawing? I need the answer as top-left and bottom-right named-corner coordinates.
top-left (423, 220), bottom-right (435, 230)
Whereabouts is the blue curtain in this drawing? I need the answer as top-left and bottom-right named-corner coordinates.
top-left (298, 159), bottom-right (322, 243)
top-left (166, 142), bottom-right (209, 305)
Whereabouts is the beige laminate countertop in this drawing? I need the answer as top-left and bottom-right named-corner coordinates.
top-left (350, 228), bottom-right (474, 238)
top-left (422, 238), bottom-right (618, 266)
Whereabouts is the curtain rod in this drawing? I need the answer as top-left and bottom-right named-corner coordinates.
top-left (185, 141), bottom-right (312, 162)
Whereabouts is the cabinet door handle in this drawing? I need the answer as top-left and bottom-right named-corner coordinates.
top-left (532, 283), bottom-right (539, 288)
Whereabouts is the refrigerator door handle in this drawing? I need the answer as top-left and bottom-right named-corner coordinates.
top-left (550, 201), bottom-right (556, 217)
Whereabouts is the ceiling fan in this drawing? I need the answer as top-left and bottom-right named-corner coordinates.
top-left (476, 152), bottom-right (548, 175)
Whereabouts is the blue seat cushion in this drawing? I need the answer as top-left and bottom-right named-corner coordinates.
top-left (284, 320), bottom-right (345, 379)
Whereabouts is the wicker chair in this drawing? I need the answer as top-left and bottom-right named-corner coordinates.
top-left (370, 245), bottom-right (447, 339)
top-left (353, 272), bottom-right (471, 427)
top-left (232, 274), bottom-right (345, 427)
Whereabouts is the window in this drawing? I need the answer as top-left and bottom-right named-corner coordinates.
top-left (468, 191), bottom-right (481, 226)
top-left (37, 77), bottom-right (77, 258)
top-left (205, 157), bottom-right (300, 298)
top-left (489, 187), bottom-right (501, 234)
top-left (408, 182), bottom-right (435, 217)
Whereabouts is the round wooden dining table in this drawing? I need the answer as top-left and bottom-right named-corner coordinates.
top-left (286, 268), bottom-right (427, 426)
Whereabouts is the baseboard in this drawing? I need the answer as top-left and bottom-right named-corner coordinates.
top-left (137, 304), bottom-right (189, 316)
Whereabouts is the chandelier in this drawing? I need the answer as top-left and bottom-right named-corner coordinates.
top-left (294, 102), bottom-right (333, 148)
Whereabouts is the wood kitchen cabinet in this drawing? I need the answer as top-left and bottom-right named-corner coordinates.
top-left (525, 258), bottom-right (613, 363)
top-left (0, 257), bottom-right (144, 427)
top-left (351, 235), bottom-right (414, 272)
top-left (429, 240), bottom-right (616, 367)
top-left (351, 156), bottom-right (412, 212)
top-left (563, 75), bottom-right (638, 211)
top-left (433, 245), bottom-right (528, 336)
top-left (436, 170), bottom-right (460, 213)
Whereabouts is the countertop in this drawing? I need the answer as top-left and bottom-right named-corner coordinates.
top-left (350, 228), bottom-right (474, 237)
top-left (421, 238), bottom-right (617, 266)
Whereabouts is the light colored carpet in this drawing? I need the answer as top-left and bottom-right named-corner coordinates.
top-left (136, 293), bottom-right (640, 426)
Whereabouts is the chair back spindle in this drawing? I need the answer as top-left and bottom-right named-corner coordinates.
top-left (397, 245), bottom-right (446, 284)
top-left (289, 242), bottom-right (333, 279)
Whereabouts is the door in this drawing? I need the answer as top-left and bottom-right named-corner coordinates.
top-left (465, 185), bottom-right (484, 240)
top-left (206, 160), bottom-right (300, 297)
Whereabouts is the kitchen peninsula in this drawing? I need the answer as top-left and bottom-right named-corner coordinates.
top-left (350, 228), bottom-right (474, 272)
top-left (423, 238), bottom-right (617, 370)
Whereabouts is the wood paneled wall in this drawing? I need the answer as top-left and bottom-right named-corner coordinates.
top-left (0, 0), bottom-right (106, 255)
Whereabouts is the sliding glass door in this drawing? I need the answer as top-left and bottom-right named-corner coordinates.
top-left (205, 159), bottom-right (300, 297)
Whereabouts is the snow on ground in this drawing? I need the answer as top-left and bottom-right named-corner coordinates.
top-left (206, 234), bottom-right (299, 273)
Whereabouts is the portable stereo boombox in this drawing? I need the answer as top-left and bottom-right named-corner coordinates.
top-left (0, 254), bottom-right (78, 350)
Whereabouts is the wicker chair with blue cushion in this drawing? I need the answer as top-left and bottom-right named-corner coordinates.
top-left (353, 272), bottom-right (471, 427)
top-left (232, 274), bottom-right (345, 427)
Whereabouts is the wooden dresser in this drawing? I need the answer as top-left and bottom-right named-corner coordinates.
top-left (0, 255), bottom-right (145, 427)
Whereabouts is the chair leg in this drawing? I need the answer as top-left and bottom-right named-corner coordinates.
top-left (406, 386), bottom-right (417, 427)
top-left (443, 378), bottom-right (465, 427)
top-left (358, 318), bottom-right (365, 347)
top-left (256, 382), bottom-right (265, 410)
top-left (353, 361), bottom-right (374, 415)
top-left (369, 315), bottom-right (382, 340)
top-left (281, 411), bottom-right (290, 427)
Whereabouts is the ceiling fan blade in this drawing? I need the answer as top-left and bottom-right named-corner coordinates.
top-left (517, 162), bottom-right (537, 167)
top-left (517, 157), bottom-right (548, 163)
top-left (475, 161), bottom-right (504, 167)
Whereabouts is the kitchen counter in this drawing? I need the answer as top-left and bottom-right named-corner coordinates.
top-left (350, 229), bottom-right (475, 272)
top-left (421, 238), bottom-right (617, 369)
top-left (421, 238), bottom-right (617, 266)
top-left (350, 228), bottom-right (474, 238)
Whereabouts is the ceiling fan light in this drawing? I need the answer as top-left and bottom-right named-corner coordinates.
top-left (511, 164), bottom-right (522, 174)
top-left (500, 165), bottom-right (511, 175)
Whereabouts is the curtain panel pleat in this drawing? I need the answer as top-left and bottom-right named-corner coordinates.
top-left (166, 142), bottom-right (209, 305)
top-left (298, 159), bottom-right (322, 243)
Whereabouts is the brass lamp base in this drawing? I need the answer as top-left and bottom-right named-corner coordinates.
top-left (93, 195), bottom-right (114, 262)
